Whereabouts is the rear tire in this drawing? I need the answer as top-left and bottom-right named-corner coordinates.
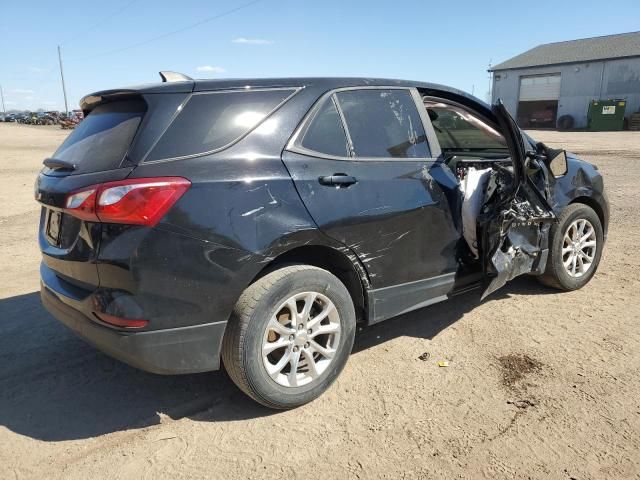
top-left (538, 203), bottom-right (603, 291)
top-left (221, 265), bottom-right (356, 409)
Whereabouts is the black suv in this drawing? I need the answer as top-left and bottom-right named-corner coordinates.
top-left (36, 73), bottom-right (608, 408)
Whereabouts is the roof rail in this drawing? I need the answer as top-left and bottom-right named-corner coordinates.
top-left (159, 71), bottom-right (193, 83)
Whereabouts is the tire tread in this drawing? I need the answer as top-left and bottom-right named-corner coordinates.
top-left (221, 264), bottom-right (333, 408)
top-left (538, 203), bottom-right (602, 291)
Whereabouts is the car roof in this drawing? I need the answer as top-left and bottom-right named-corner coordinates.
top-left (193, 77), bottom-right (459, 92)
top-left (81, 76), bottom-right (489, 112)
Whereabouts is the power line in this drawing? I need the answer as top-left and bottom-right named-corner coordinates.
top-left (70, 0), bottom-right (264, 62)
top-left (62, 0), bottom-right (140, 46)
top-left (24, 0), bottom-right (142, 99)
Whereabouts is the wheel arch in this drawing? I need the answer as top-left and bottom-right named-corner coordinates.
top-left (568, 196), bottom-right (606, 233)
top-left (252, 245), bottom-right (369, 323)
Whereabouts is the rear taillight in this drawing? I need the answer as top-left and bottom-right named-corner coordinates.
top-left (65, 188), bottom-right (99, 222)
top-left (64, 177), bottom-right (191, 226)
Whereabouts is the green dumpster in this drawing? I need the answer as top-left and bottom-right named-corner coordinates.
top-left (587, 99), bottom-right (626, 131)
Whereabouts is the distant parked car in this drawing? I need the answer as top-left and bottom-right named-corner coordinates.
top-left (530, 108), bottom-right (556, 126)
top-left (36, 73), bottom-right (609, 409)
top-left (16, 113), bottom-right (30, 124)
top-left (59, 114), bottom-right (81, 129)
top-left (24, 113), bottom-right (40, 125)
top-left (33, 112), bottom-right (58, 125)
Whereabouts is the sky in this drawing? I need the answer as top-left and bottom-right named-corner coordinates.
top-left (1, 0), bottom-right (639, 111)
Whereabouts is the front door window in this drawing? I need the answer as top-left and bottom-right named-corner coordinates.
top-left (335, 89), bottom-right (430, 158)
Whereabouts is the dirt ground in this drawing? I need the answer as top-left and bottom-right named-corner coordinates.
top-left (0, 123), bottom-right (639, 480)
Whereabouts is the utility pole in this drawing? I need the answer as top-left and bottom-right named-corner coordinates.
top-left (57, 45), bottom-right (69, 115)
top-left (0, 84), bottom-right (5, 114)
top-left (487, 59), bottom-right (493, 104)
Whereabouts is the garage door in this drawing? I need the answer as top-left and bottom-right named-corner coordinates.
top-left (519, 74), bottom-right (561, 101)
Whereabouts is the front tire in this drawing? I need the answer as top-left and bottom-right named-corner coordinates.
top-left (222, 265), bottom-right (356, 409)
top-left (538, 203), bottom-right (604, 291)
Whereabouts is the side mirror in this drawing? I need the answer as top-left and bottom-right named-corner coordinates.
top-left (548, 150), bottom-right (568, 177)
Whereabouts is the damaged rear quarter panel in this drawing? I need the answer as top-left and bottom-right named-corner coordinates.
top-left (126, 150), bottom-right (344, 330)
top-left (99, 87), bottom-right (366, 330)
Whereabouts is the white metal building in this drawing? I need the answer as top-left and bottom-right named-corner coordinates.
top-left (490, 32), bottom-right (640, 129)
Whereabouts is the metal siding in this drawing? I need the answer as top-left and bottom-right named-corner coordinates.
top-left (603, 58), bottom-right (640, 123)
top-left (490, 32), bottom-right (640, 71)
top-left (492, 57), bottom-right (640, 128)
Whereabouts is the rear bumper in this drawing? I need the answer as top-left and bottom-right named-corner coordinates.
top-left (41, 282), bottom-right (226, 374)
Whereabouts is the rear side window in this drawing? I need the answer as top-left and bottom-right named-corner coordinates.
top-left (300, 97), bottom-right (349, 157)
top-left (147, 89), bottom-right (295, 160)
top-left (53, 99), bottom-right (146, 173)
top-left (335, 89), bottom-right (430, 158)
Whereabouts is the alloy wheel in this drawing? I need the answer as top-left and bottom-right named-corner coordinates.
top-left (562, 218), bottom-right (597, 278)
top-left (262, 292), bottom-right (341, 387)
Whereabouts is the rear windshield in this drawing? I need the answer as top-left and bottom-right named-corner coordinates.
top-left (146, 89), bottom-right (295, 161)
top-left (52, 99), bottom-right (146, 173)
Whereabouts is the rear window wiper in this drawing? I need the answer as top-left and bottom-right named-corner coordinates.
top-left (43, 158), bottom-right (77, 171)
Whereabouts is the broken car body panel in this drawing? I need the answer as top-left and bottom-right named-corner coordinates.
top-left (478, 101), bottom-right (557, 298)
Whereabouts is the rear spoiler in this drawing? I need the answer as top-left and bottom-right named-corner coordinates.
top-left (80, 72), bottom-right (195, 111)
top-left (80, 90), bottom-right (141, 111)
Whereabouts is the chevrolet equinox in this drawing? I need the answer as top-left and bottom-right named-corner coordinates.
top-left (36, 73), bottom-right (609, 408)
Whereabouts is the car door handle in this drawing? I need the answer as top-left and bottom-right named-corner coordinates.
top-left (318, 174), bottom-right (357, 186)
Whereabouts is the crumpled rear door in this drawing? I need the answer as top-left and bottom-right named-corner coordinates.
top-left (478, 101), bottom-right (556, 298)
